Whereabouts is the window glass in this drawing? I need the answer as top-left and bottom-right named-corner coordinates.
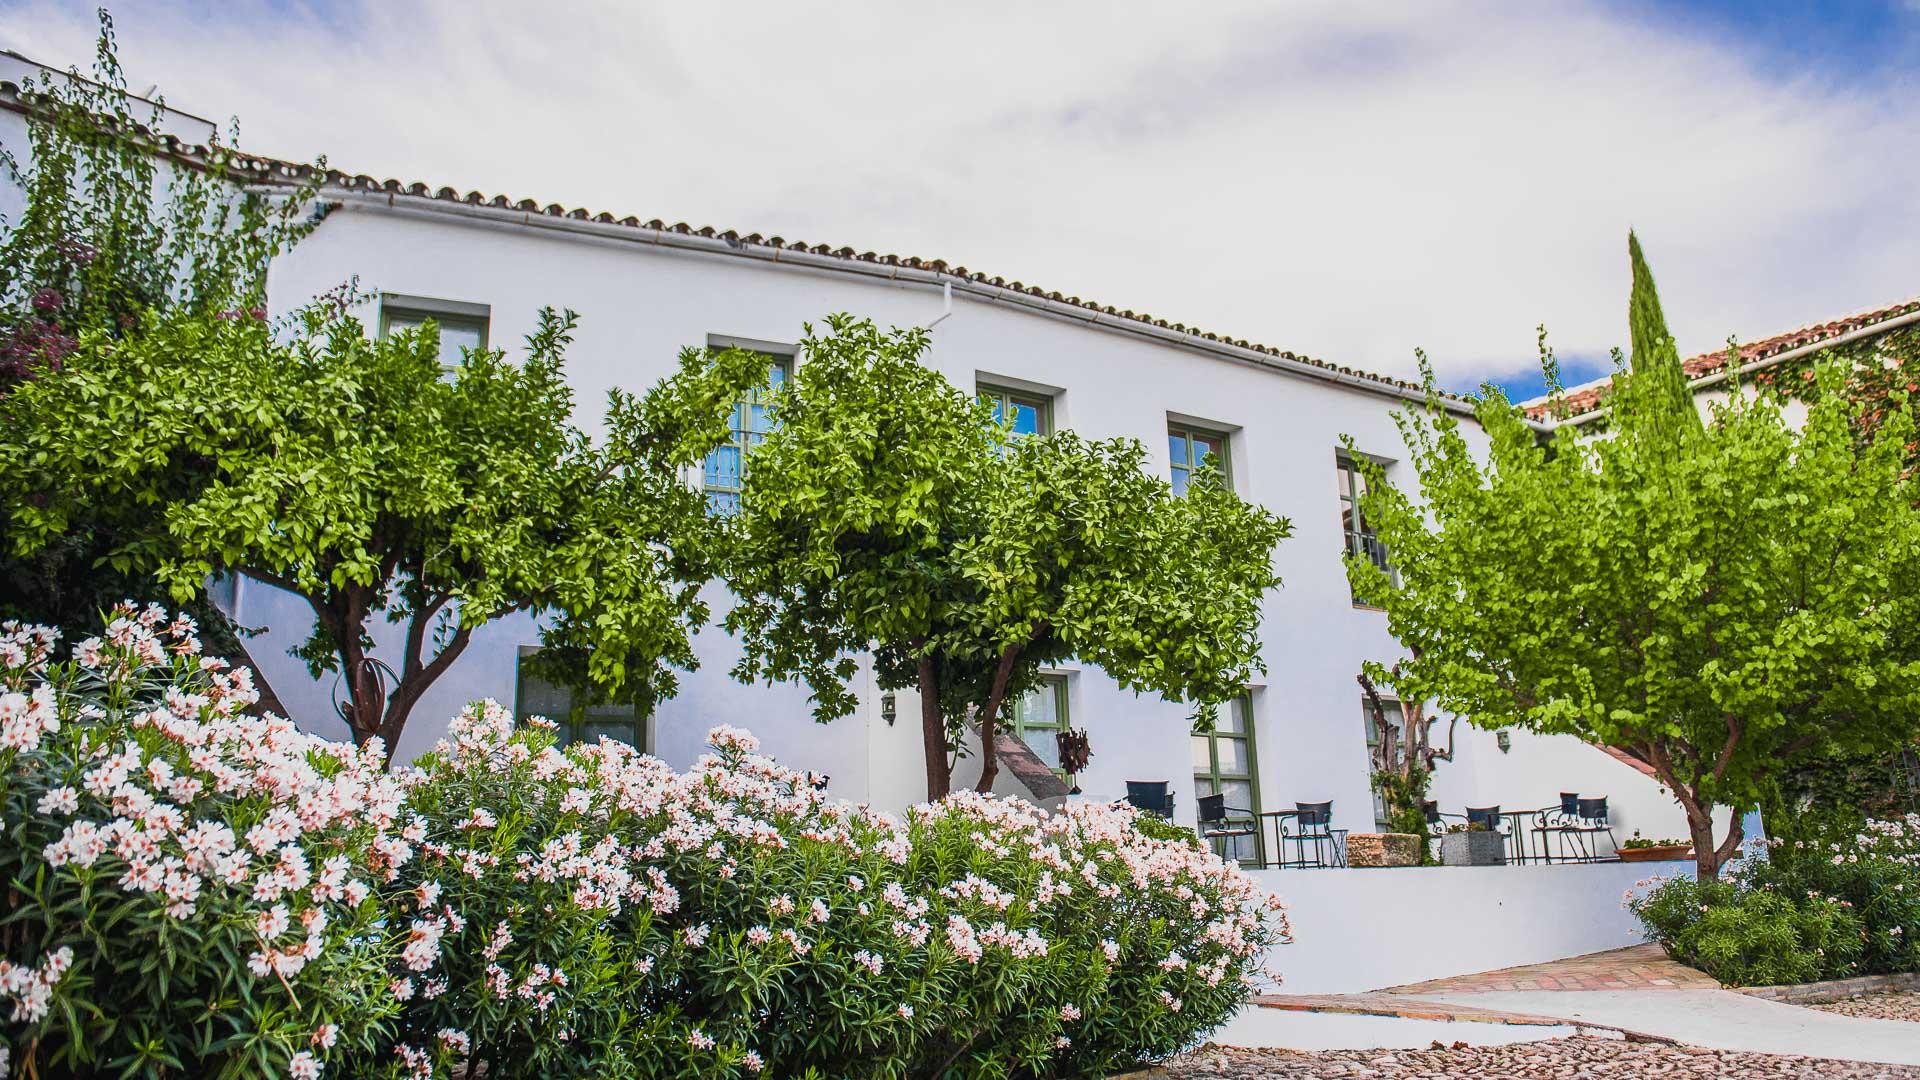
top-left (1010, 675), bottom-right (1069, 773)
top-left (1169, 424), bottom-right (1229, 496)
top-left (980, 385), bottom-right (1051, 441)
top-left (1361, 696), bottom-right (1393, 829)
top-left (515, 648), bottom-right (642, 749)
top-left (381, 305), bottom-right (488, 370)
top-left (1338, 452), bottom-right (1393, 599)
top-left (1191, 696), bottom-right (1260, 864)
top-left (705, 353), bottom-right (790, 514)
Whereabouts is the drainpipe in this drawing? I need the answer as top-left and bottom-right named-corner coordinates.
top-left (1553, 307), bottom-right (1920, 428)
top-left (926, 281), bottom-right (954, 330)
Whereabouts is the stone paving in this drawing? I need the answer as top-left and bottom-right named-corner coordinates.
top-left (1807, 990), bottom-right (1920, 1023)
top-left (1384, 943), bottom-right (1721, 994)
top-left (1154, 1037), bottom-right (1920, 1078)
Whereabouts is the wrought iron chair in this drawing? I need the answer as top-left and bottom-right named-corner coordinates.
top-left (1124, 780), bottom-right (1174, 818)
top-left (1535, 793), bottom-right (1614, 862)
top-left (1279, 800), bottom-right (1347, 868)
top-left (1462, 804), bottom-right (1522, 862)
top-left (1196, 792), bottom-right (1263, 865)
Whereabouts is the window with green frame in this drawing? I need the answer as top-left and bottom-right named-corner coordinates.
top-left (1168, 424), bottom-right (1229, 496)
top-left (378, 294), bottom-right (490, 371)
top-left (1009, 674), bottom-right (1070, 774)
top-left (1190, 696), bottom-right (1260, 863)
top-left (703, 352), bottom-right (790, 514)
top-left (1337, 451), bottom-right (1392, 600)
top-left (514, 646), bottom-right (644, 749)
top-left (1360, 696), bottom-right (1393, 830)
top-left (978, 383), bottom-right (1051, 441)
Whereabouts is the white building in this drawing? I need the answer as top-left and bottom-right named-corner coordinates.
top-left (2, 73), bottom-right (1754, 859)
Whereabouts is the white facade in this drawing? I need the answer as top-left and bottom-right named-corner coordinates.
top-left (0, 90), bottom-right (1700, 848)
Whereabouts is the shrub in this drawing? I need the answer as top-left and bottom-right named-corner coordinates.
top-left (1628, 816), bottom-right (1920, 986)
top-left (0, 606), bottom-right (408, 1078)
top-left (365, 708), bottom-right (1292, 1079)
top-left (1, 612), bottom-right (1291, 1078)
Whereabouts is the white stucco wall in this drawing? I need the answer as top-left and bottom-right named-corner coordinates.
top-left (0, 89), bottom-right (1701, 844)
top-left (1258, 860), bottom-right (1691, 994)
top-left (232, 197), bottom-right (1693, 843)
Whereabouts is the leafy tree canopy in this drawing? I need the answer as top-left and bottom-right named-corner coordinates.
top-left (0, 10), bottom-right (319, 641)
top-left (1, 296), bottom-right (767, 758)
top-left (1347, 233), bottom-right (1920, 877)
top-left (722, 314), bottom-right (1291, 799)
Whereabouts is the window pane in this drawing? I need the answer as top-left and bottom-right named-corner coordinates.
top-left (1219, 779), bottom-right (1254, 810)
top-left (1219, 702), bottom-right (1248, 734)
top-left (1336, 461), bottom-right (1354, 499)
top-left (582, 721), bottom-right (637, 747)
top-left (1170, 467), bottom-right (1190, 497)
top-left (1008, 399), bottom-right (1041, 436)
top-left (1194, 435), bottom-right (1221, 468)
top-left (1226, 832), bottom-right (1258, 863)
top-left (1168, 432), bottom-right (1189, 466)
top-left (1214, 736), bottom-right (1250, 776)
top-left (1192, 775), bottom-right (1218, 797)
top-left (1190, 735), bottom-right (1214, 772)
top-left (1023, 728), bottom-right (1062, 770)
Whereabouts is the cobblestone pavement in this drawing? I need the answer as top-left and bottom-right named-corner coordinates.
top-left (1807, 991), bottom-right (1920, 1023)
top-left (1385, 944), bottom-right (1720, 994)
top-left (1155, 1037), bottom-right (1920, 1078)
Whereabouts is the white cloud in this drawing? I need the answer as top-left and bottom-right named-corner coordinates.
top-left (3, 0), bottom-right (1916, 387)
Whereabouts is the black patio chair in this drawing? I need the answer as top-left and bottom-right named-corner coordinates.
top-left (1124, 780), bottom-right (1174, 818)
top-left (1281, 800), bottom-right (1347, 868)
top-left (1535, 793), bottom-right (1614, 863)
top-left (1462, 804), bottom-right (1522, 862)
top-left (1196, 792), bottom-right (1263, 866)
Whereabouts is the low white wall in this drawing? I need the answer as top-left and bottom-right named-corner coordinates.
top-left (1255, 860), bottom-right (1694, 995)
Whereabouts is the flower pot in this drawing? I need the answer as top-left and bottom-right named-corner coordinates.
top-left (1441, 830), bottom-right (1506, 866)
top-left (1618, 844), bottom-right (1692, 862)
top-left (1346, 832), bottom-right (1421, 867)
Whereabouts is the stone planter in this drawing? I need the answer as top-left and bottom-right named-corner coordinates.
top-left (1346, 832), bottom-right (1421, 867)
top-left (1618, 844), bottom-right (1692, 863)
top-left (1441, 830), bottom-right (1506, 866)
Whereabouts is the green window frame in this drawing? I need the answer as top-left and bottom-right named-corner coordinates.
top-left (378, 294), bottom-right (490, 372)
top-left (1009, 674), bottom-right (1071, 776)
top-left (1337, 451), bottom-right (1393, 601)
top-left (979, 383), bottom-right (1052, 440)
top-left (1360, 696), bottom-right (1394, 830)
top-left (703, 352), bottom-right (790, 514)
top-left (514, 646), bottom-right (644, 750)
top-left (1169, 424), bottom-right (1229, 496)
top-left (1190, 696), bottom-right (1261, 864)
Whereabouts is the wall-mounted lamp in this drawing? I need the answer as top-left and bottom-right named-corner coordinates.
top-left (1496, 730), bottom-right (1512, 755)
top-left (881, 693), bottom-right (897, 727)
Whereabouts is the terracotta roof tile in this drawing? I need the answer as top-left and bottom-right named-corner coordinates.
top-left (1525, 297), bottom-right (1920, 420)
top-left (5, 78), bottom-right (1470, 409)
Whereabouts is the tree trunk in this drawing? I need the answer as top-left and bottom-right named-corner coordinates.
top-left (1685, 805), bottom-right (1721, 880)
top-left (973, 644), bottom-right (1024, 794)
top-left (918, 655), bottom-right (950, 801)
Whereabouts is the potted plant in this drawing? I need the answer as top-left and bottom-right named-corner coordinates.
top-left (1440, 821), bottom-right (1506, 866)
top-left (1617, 832), bottom-right (1693, 862)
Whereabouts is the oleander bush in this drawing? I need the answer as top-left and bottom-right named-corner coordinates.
top-left (1, 612), bottom-right (1291, 1079)
top-left (0, 605), bottom-right (408, 1078)
top-left (1628, 816), bottom-right (1920, 986)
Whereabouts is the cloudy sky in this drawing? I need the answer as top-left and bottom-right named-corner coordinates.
top-left (3, 0), bottom-right (1915, 397)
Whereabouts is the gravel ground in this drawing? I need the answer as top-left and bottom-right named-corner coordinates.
top-left (1155, 1036), bottom-right (1920, 1078)
top-left (1806, 991), bottom-right (1920, 1023)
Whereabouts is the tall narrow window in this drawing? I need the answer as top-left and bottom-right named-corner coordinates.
top-left (1009, 675), bottom-right (1070, 775)
top-left (1169, 425), bottom-right (1229, 496)
top-left (703, 353), bottom-right (789, 514)
top-left (1338, 451), bottom-right (1391, 596)
top-left (978, 384), bottom-right (1051, 441)
top-left (514, 647), bottom-right (643, 749)
top-left (1360, 696), bottom-right (1394, 830)
top-left (1191, 696), bottom-right (1260, 864)
top-left (379, 294), bottom-right (490, 371)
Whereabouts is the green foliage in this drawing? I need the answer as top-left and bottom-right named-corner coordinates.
top-left (0, 297), bottom-right (765, 756)
top-left (722, 314), bottom-right (1290, 797)
top-left (1348, 233), bottom-right (1920, 877)
top-left (0, 608), bottom-right (405, 1078)
top-left (0, 11), bottom-right (321, 641)
top-left (1629, 816), bottom-right (1920, 985)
